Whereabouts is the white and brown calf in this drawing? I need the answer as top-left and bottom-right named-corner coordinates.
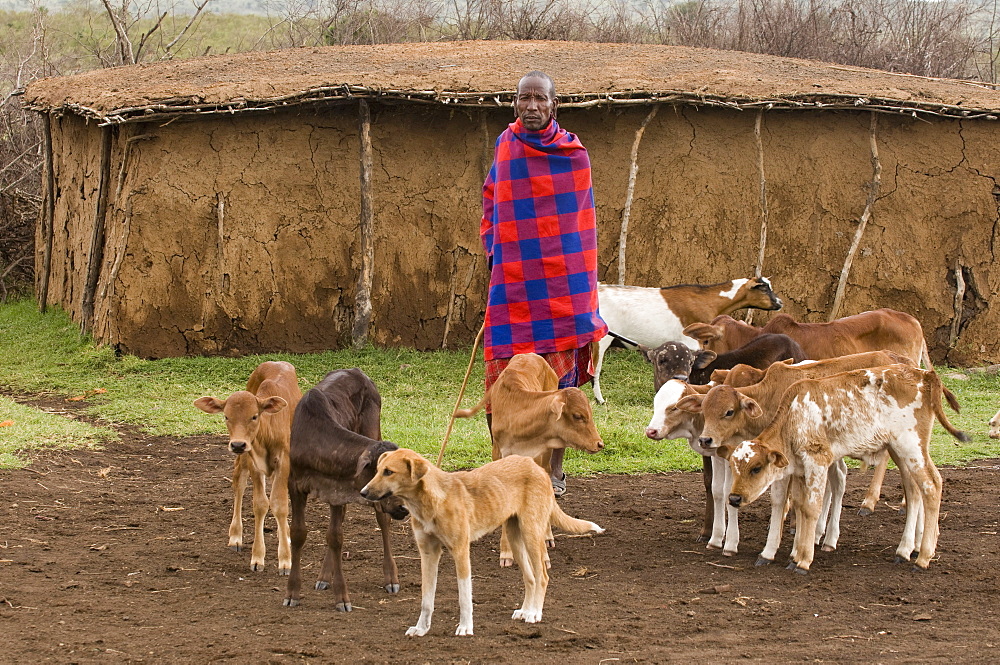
top-left (722, 365), bottom-right (968, 572)
top-left (989, 408), bottom-right (1000, 439)
top-left (194, 360), bottom-right (302, 574)
top-left (593, 277), bottom-right (783, 403)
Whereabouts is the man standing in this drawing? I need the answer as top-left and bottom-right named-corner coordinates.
top-left (480, 70), bottom-right (608, 497)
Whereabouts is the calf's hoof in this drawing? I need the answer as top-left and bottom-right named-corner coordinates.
top-left (546, 539), bottom-right (556, 549)
top-left (857, 506), bottom-right (873, 517)
top-left (499, 557), bottom-right (514, 568)
top-left (335, 601), bottom-right (352, 612)
top-left (278, 567), bottom-right (291, 576)
top-left (455, 624), bottom-right (474, 636)
top-left (282, 597), bottom-right (299, 607)
top-left (250, 562), bottom-right (265, 572)
top-left (315, 580), bottom-right (330, 591)
top-left (755, 556), bottom-right (773, 567)
top-left (893, 555), bottom-right (910, 564)
top-left (792, 566), bottom-right (809, 576)
top-left (696, 534), bottom-right (710, 544)
top-left (385, 583), bottom-right (400, 594)
top-left (722, 548), bottom-right (737, 557)
top-left (821, 545), bottom-right (836, 553)
top-left (229, 544), bottom-right (243, 553)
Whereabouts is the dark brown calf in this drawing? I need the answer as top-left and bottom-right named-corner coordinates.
top-left (687, 333), bottom-right (806, 385)
top-left (283, 368), bottom-right (408, 612)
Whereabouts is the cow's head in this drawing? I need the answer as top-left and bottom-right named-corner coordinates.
top-left (989, 409), bottom-right (1000, 440)
top-left (722, 439), bottom-right (788, 508)
top-left (360, 448), bottom-right (430, 507)
top-left (644, 380), bottom-right (705, 444)
top-left (194, 391), bottom-right (287, 455)
top-left (355, 441), bottom-right (409, 520)
top-left (676, 385), bottom-right (764, 452)
top-left (639, 341), bottom-right (699, 390)
top-left (550, 387), bottom-right (604, 453)
top-left (734, 276), bottom-right (783, 312)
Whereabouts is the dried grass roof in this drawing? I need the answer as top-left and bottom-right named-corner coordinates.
top-left (23, 40), bottom-right (1000, 124)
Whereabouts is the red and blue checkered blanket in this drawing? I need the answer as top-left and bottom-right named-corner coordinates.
top-left (480, 118), bottom-right (607, 361)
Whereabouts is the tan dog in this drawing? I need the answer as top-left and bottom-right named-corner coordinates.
top-left (360, 448), bottom-right (604, 637)
top-left (455, 352), bottom-right (604, 566)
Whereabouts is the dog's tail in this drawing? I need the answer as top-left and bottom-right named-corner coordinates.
top-left (550, 502), bottom-right (604, 535)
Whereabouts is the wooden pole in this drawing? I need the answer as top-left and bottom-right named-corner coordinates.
top-left (352, 99), bottom-right (375, 349)
top-left (830, 112), bottom-right (881, 321)
top-left (617, 105), bottom-right (659, 285)
top-left (81, 125), bottom-right (113, 334)
top-left (38, 114), bottom-right (56, 313)
top-left (949, 260), bottom-right (966, 349)
top-left (746, 109), bottom-right (769, 325)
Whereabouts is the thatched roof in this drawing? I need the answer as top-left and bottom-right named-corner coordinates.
top-left (23, 40), bottom-right (1000, 125)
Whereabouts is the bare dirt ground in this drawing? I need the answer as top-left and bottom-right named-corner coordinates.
top-left (3, 397), bottom-right (1000, 663)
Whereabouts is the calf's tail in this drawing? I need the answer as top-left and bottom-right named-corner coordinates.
top-left (550, 502), bottom-right (604, 535)
top-left (453, 393), bottom-right (489, 418)
top-left (927, 370), bottom-right (970, 442)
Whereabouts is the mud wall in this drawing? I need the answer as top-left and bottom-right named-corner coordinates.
top-left (36, 103), bottom-right (1000, 363)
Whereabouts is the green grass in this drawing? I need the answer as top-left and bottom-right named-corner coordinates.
top-left (0, 396), bottom-right (117, 467)
top-left (1, 298), bottom-right (1000, 472)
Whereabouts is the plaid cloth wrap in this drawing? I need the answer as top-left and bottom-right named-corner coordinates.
top-left (481, 117), bottom-right (607, 362)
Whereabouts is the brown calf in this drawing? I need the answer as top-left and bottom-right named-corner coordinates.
top-left (685, 308), bottom-right (932, 369)
top-left (455, 352), bottom-right (604, 565)
top-left (283, 368), bottom-right (409, 611)
top-left (194, 360), bottom-right (301, 574)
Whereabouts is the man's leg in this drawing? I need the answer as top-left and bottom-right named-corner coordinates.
top-left (549, 448), bottom-right (566, 498)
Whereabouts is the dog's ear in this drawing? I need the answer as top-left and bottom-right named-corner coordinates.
top-left (407, 453), bottom-right (429, 481)
top-left (258, 395), bottom-right (287, 415)
top-left (193, 396), bottom-right (225, 414)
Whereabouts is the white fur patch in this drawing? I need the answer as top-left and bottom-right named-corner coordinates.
top-left (718, 278), bottom-right (748, 300)
top-left (647, 380), bottom-right (688, 432)
top-left (732, 441), bottom-right (755, 462)
top-left (791, 359), bottom-right (817, 366)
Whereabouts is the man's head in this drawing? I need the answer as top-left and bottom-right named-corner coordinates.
top-left (515, 71), bottom-right (557, 131)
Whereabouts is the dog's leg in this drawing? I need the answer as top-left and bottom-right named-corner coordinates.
top-left (229, 456), bottom-right (249, 553)
top-left (283, 487), bottom-right (308, 607)
top-left (249, 467), bottom-right (268, 572)
top-left (509, 518), bottom-right (547, 624)
top-left (374, 504), bottom-right (400, 593)
top-left (407, 531), bottom-right (443, 637)
top-left (317, 504), bottom-right (352, 612)
top-left (499, 523), bottom-right (514, 568)
top-left (454, 540), bottom-right (475, 636)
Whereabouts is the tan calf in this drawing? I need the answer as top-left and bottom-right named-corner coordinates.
top-left (455, 352), bottom-right (604, 566)
top-left (360, 450), bottom-right (603, 637)
top-left (722, 365), bottom-right (967, 572)
top-left (194, 360), bottom-right (301, 574)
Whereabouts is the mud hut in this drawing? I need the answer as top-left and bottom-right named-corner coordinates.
top-left (23, 41), bottom-right (1000, 362)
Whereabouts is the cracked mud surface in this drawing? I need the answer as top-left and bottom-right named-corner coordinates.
top-left (3, 398), bottom-right (999, 662)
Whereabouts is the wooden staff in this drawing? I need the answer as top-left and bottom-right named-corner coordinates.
top-left (38, 113), bottom-right (55, 313)
top-left (436, 321), bottom-right (485, 468)
top-left (81, 125), bottom-right (113, 333)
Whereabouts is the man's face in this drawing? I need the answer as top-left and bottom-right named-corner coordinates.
top-left (515, 76), bottom-right (557, 131)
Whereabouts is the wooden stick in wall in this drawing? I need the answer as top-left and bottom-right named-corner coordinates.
top-left (352, 99), bottom-right (375, 349)
top-left (830, 111), bottom-right (881, 321)
top-left (617, 105), bottom-right (659, 285)
top-left (81, 125), bottom-right (113, 334)
top-left (747, 109), bottom-right (769, 325)
top-left (38, 113), bottom-right (56, 313)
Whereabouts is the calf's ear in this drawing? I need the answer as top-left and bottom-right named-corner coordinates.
top-left (259, 396), bottom-right (288, 414)
top-left (741, 396), bottom-right (764, 418)
top-left (637, 344), bottom-right (652, 362)
top-left (768, 450), bottom-right (788, 468)
top-left (715, 444), bottom-right (733, 459)
top-left (693, 351), bottom-right (717, 370)
top-left (675, 394), bottom-right (704, 413)
top-left (550, 394), bottom-right (566, 419)
top-left (193, 396), bottom-right (225, 414)
top-left (355, 448), bottom-right (375, 477)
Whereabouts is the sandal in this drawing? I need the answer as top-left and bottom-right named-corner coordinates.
top-left (552, 473), bottom-right (567, 498)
